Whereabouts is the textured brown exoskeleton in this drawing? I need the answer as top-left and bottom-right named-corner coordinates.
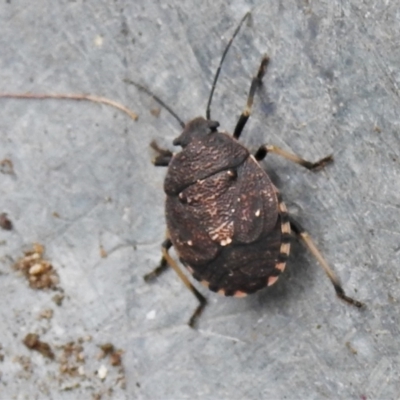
top-left (128, 13), bottom-right (363, 327)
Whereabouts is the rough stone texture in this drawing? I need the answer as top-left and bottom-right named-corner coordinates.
top-left (0, 1), bottom-right (399, 399)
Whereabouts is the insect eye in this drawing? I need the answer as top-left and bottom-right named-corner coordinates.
top-left (208, 120), bottom-right (220, 131)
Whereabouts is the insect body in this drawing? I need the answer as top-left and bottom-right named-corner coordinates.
top-left (132, 13), bottom-right (362, 327)
top-left (165, 117), bottom-right (289, 297)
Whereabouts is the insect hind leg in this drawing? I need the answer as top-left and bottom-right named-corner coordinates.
top-left (289, 216), bottom-right (363, 308)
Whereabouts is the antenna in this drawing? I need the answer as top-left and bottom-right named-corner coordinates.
top-left (124, 79), bottom-right (185, 128)
top-left (205, 12), bottom-right (250, 120)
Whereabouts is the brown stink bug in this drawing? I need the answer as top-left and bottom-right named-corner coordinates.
top-left (128, 12), bottom-right (362, 327)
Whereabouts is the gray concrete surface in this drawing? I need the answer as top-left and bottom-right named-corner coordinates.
top-left (0, 0), bottom-right (400, 399)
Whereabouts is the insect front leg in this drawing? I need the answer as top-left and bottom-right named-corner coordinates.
top-left (233, 55), bottom-right (269, 140)
top-left (254, 144), bottom-right (333, 171)
top-left (150, 140), bottom-right (173, 166)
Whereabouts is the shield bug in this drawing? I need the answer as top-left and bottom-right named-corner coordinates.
top-left (128, 12), bottom-right (362, 327)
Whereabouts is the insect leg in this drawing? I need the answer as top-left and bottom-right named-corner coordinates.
top-left (233, 55), bottom-right (269, 139)
top-left (254, 144), bottom-right (333, 171)
top-left (145, 239), bottom-right (207, 327)
top-left (289, 216), bottom-right (363, 308)
top-left (150, 140), bottom-right (173, 167)
top-left (143, 252), bottom-right (170, 282)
